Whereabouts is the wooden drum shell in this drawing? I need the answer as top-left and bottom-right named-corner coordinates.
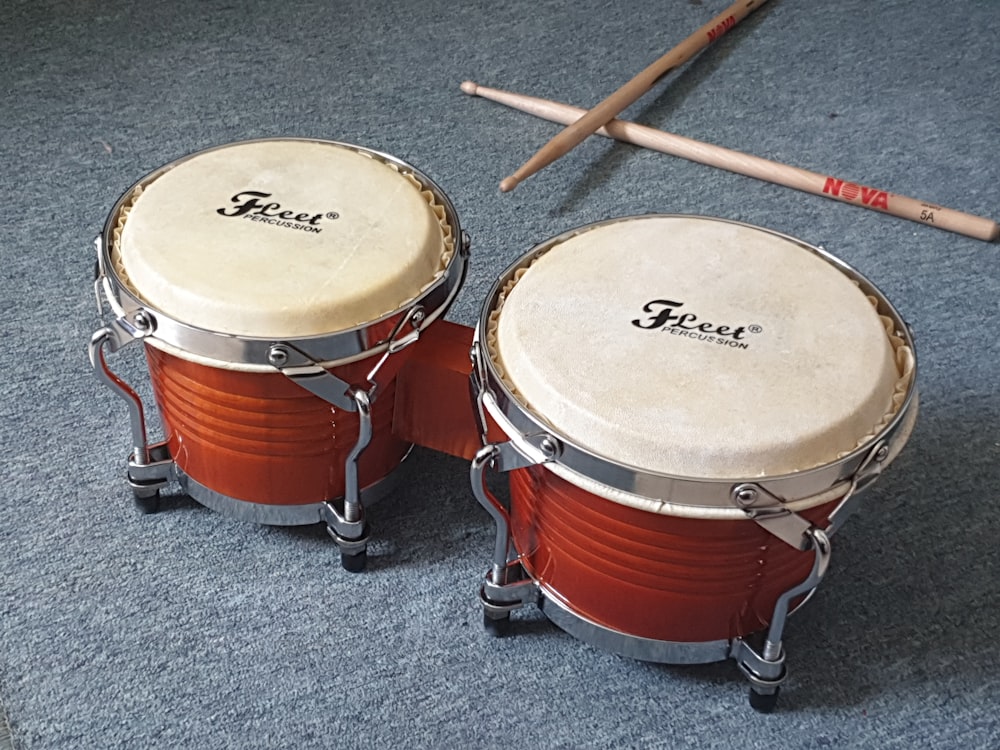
top-left (145, 345), bottom-right (411, 506)
top-left (509, 464), bottom-right (837, 644)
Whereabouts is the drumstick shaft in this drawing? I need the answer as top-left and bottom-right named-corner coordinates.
top-left (466, 82), bottom-right (1000, 242)
top-left (499, 0), bottom-right (770, 193)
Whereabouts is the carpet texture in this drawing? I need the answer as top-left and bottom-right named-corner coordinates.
top-left (1, 0), bottom-right (998, 747)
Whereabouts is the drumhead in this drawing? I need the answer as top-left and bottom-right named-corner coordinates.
top-left (487, 215), bottom-right (914, 481)
top-left (110, 139), bottom-right (455, 340)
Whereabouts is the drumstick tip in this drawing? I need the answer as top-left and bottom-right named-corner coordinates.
top-left (460, 81), bottom-right (478, 96)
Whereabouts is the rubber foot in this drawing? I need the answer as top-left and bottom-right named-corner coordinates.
top-left (341, 549), bottom-right (367, 573)
top-left (483, 610), bottom-right (511, 637)
top-left (749, 686), bottom-right (780, 713)
top-left (132, 491), bottom-right (160, 515)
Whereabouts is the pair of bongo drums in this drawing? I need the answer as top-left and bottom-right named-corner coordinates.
top-left (91, 138), bottom-right (917, 710)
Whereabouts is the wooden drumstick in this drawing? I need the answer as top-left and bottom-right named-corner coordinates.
top-left (498, 0), bottom-right (770, 193)
top-left (464, 81), bottom-right (1000, 242)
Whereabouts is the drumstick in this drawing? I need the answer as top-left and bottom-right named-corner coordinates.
top-left (498, 0), bottom-right (770, 193)
top-left (464, 81), bottom-right (1000, 242)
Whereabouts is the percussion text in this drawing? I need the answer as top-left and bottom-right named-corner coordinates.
top-left (632, 299), bottom-right (749, 340)
top-left (216, 190), bottom-right (329, 225)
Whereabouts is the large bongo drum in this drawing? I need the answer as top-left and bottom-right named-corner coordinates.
top-left (469, 215), bottom-right (917, 709)
top-left (90, 138), bottom-right (467, 569)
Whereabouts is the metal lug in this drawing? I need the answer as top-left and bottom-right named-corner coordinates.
top-left (731, 482), bottom-right (813, 550)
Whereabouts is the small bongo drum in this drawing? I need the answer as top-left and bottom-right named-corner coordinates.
top-left (469, 215), bottom-right (917, 709)
top-left (90, 138), bottom-right (467, 569)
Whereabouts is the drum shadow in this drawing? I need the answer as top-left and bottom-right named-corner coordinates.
top-left (550, 0), bottom-right (781, 216)
top-left (757, 405), bottom-right (1000, 710)
top-left (473, 402), bottom-right (1000, 712)
top-left (121, 449), bottom-right (485, 569)
top-left (234, 449), bottom-right (493, 572)
top-left (358, 450), bottom-right (497, 572)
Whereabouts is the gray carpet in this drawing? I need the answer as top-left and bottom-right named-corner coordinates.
top-left (2, 0), bottom-right (999, 747)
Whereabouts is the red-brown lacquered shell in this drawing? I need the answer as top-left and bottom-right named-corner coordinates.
top-left (509, 464), bottom-right (837, 643)
top-left (145, 345), bottom-right (411, 505)
top-left (392, 321), bottom-right (481, 461)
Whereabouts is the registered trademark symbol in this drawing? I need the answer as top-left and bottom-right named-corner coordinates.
top-left (749, 325), bottom-right (763, 334)
top-left (326, 212), bottom-right (340, 220)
